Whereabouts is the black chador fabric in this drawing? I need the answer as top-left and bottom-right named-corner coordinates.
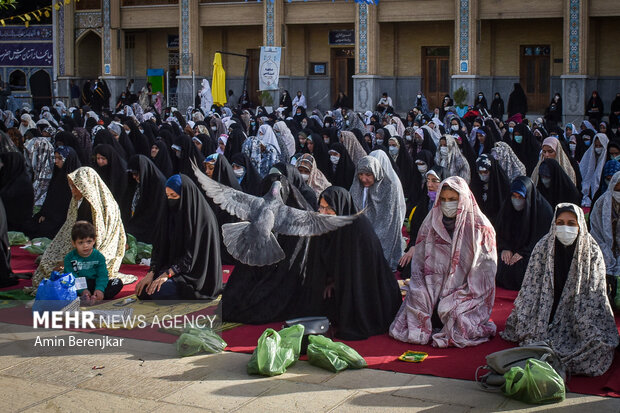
top-left (29, 147), bottom-right (81, 239)
top-left (54, 131), bottom-right (89, 166)
top-left (495, 176), bottom-right (553, 290)
top-left (172, 134), bottom-right (205, 185)
top-left (0, 152), bottom-right (34, 232)
top-left (472, 156), bottom-right (510, 225)
top-left (408, 127), bottom-right (436, 156)
top-left (151, 175), bottom-right (222, 299)
top-left (208, 155), bottom-right (241, 265)
top-left (328, 143), bottom-right (355, 189)
top-left (93, 144), bottom-right (129, 210)
top-left (550, 239), bottom-right (577, 322)
top-left (309, 132), bottom-right (332, 180)
top-left (221, 174), bottom-right (310, 324)
top-left (127, 123), bottom-right (151, 157)
top-left (0, 198), bottom-right (12, 280)
top-left (536, 158), bottom-right (581, 209)
top-left (271, 162), bottom-right (317, 210)
top-left (125, 155), bottom-right (167, 244)
top-left (351, 128), bottom-right (372, 154)
top-left (117, 129), bottom-right (136, 159)
top-left (295, 186), bottom-right (402, 340)
top-left (93, 129), bottom-right (128, 161)
top-left (151, 140), bottom-right (173, 178)
top-left (230, 153), bottom-right (262, 196)
top-left (408, 150), bottom-right (434, 212)
top-left (392, 136), bottom-right (414, 201)
top-left (509, 123), bottom-right (540, 176)
top-left (224, 123), bottom-right (245, 160)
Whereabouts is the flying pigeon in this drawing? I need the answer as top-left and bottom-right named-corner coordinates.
top-left (192, 163), bottom-right (359, 266)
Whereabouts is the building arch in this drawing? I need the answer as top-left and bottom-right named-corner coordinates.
top-left (76, 30), bottom-right (102, 79)
top-left (8, 69), bottom-right (26, 91)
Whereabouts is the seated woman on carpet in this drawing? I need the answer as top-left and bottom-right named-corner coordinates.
top-left (295, 186), bottom-right (402, 340)
top-left (495, 176), bottom-right (553, 290)
top-left (390, 176), bottom-right (497, 348)
top-left (135, 174), bottom-right (222, 300)
top-left (590, 171), bottom-right (620, 277)
top-left (29, 167), bottom-right (136, 293)
top-left (502, 203), bottom-right (619, 376)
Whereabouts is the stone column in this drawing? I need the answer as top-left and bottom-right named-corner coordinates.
top-left (451, 0), bottom-right (479, 105)
top-left (262, 0), bottom-right (284, 107)
top-left (177, 0), bottom-right (199, 111)
top-left (353, 2), bottom-right (379, 112)
top-left (102, 0), bottom-right (126, 110)
top-left (561, 0), bottom-right (589, 122)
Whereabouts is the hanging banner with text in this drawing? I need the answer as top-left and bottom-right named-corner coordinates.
top-left (259, 46), bottom-right (281, 91)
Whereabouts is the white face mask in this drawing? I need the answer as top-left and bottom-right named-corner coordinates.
top-left (569, 143), bottom-right (576, 152)
top-left (595, 147), bottom-right (604, 155)
top-left (556, 225), bottom-right (579, 246)
top-left (440, 146), bottom-right (449, 156)
top-left (211, 126), bottom-right (217, 131)
top-left (300, 173), bottom-right (310, 182)
top-left (541, 177), bottom-right (552, 188)
top-left (478, 173), bottom-right (490, 183)
top-left (233, 168), bottom-right (245, 178)
top-left (417, 94), bottom-right (422, 99)
top-left (330, 155), bottom-right (340, 165)
top-left (451, 124), bottom-right (459, 131)
top-left (511, 197), bottom-right (526, 211)
top-left (405, 134), bottom-right (412, 141)
top-left (441, 200), bottom-right (458, 218)
top-left (613, 191), bottom-right (620, 203)
top-left (417, 164), bottom-right (428, 174)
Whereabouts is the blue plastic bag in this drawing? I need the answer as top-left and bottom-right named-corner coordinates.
top-left (33, 271), bottom-right (78, 313)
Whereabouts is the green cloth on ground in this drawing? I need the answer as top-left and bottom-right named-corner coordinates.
top-left (8, 232), bottom-right (29, 246)
top-left (0, 289), bottom-right (34, 309)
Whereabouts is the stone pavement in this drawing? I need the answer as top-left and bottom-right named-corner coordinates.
top-left (1, 322), bottom-right (619, 413)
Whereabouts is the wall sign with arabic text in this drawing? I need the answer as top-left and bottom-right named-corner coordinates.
top-left (0, 43), bottom-right (53, 66)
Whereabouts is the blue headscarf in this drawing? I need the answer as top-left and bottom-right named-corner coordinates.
top-left (165, 174), bottom-right (182, 195)
top-left (510, 178), bottom-right (527, 198)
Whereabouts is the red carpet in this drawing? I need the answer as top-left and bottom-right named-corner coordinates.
top-left (2, 247), bottom-right (620, 398)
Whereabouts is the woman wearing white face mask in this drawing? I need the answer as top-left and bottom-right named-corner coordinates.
top-left (579, 133), bottom-right (609, 207)
top-left (502, 203), bottom-right (619, 377)
top-left (296, 153), bottom-right (331, 197)
top-left (495, 176), bottom-right (553, 290)
top-left (535, 158), bottom-right (581, 209)
top-left (390, 176), bottom-right (498, 348)
top-left (471, 154), bottom-right (510, 225)
top-left (434, 135), bottom-right (471, 184)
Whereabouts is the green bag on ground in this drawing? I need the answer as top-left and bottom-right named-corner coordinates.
top-left (307, 335), bottom-right (367, 369)
top-left (123, 234), bottom-right (138, 264)
top-left (175, 325), bottom-right (228, 357)
top-left (502, 358), bottom-right (566, 404)
top-left (8, 232), bottom-right (29, 246)
top-left (24, 238), bottom-right (52, 255)
top-left (136, 242), bottom-right (152, 261)
top-left (247, 325), bottom-right (305, 376)
top-left (307, 343), bottom-right (349, 372)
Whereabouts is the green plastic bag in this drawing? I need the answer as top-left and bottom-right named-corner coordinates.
top-left (502, 358), bottom-right (566, 404)
top-left (175, 326), bottom-right (228, 357)
top-left (24, 238), bottom-right (52, 255)
top-left (307, 343), bottom-right (349, 372)
top-left (308, 335), bottom-right (367, 369)
top-left (136, 242), bottom-right (153, 261)
top-left (123, 234), bottom-right (138, 264)
top-left (247, 325), bottom-right (305, 376)
top-left (8, 231), bottom-right (29, 246)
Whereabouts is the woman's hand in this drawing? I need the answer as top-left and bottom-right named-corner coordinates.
top-left (146, 273), bottom-right (168, 295)
top-left (92, 290), bottom-right (104, 303)
top-left (135, 271), bottom-right (154, 296)
top-left (38, 216), bottom-right (45, 223)
top-left (501, 250), bottom-right (513, 265)
top-left (399, 248), bottom-right (415, 268)
top-left (509, 253), bottom-right (523, 265)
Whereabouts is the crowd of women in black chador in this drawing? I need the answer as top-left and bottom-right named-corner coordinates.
top-left (1, 85), bottom-right (620, 364)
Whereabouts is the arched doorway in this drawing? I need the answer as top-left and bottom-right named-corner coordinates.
top-left (29, 70), bottom-right (51, 110)
top-left (76, 31), bottom-right (102, 79)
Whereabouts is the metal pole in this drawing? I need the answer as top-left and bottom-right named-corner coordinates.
top-left (166, 71), bottom-right (169, 107)
top-left (192, 70), bottom-right (195, 109)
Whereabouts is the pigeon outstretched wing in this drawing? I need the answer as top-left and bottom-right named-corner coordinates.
top-left (272, 204), bottom-right (359, 237)
top-left (192, 162), bottom-right (264, 221)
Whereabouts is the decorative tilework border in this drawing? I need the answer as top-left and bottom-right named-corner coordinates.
top-left (58, 7), bottom-right (65, 76)
top-left (358, 3), bottom-right (368, 74)
top-left (265, 0), bottom-right (274, 47)
top-left (103, 0), bottom-right (111, 74)
top-left (181, 0), bottom-right (190, 73)
top-left (459, 0), bottom-right (469, 62)
top-left (568, 0), bottom-right (580, 73)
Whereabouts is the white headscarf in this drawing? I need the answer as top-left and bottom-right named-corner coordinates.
top-left (19, 113), bottom-right (37, 135)
top-left (258, 124), bottom-right (281, 154)
top-left (273, 121), bottom-right (296, 157)
top-left (369, 149), bottom-right (406, 215)
top-left (580, 132), bottom-right (609, 202)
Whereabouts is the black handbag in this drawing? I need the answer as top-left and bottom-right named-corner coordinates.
top-left (283, 316), bottom-right (331, 355)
